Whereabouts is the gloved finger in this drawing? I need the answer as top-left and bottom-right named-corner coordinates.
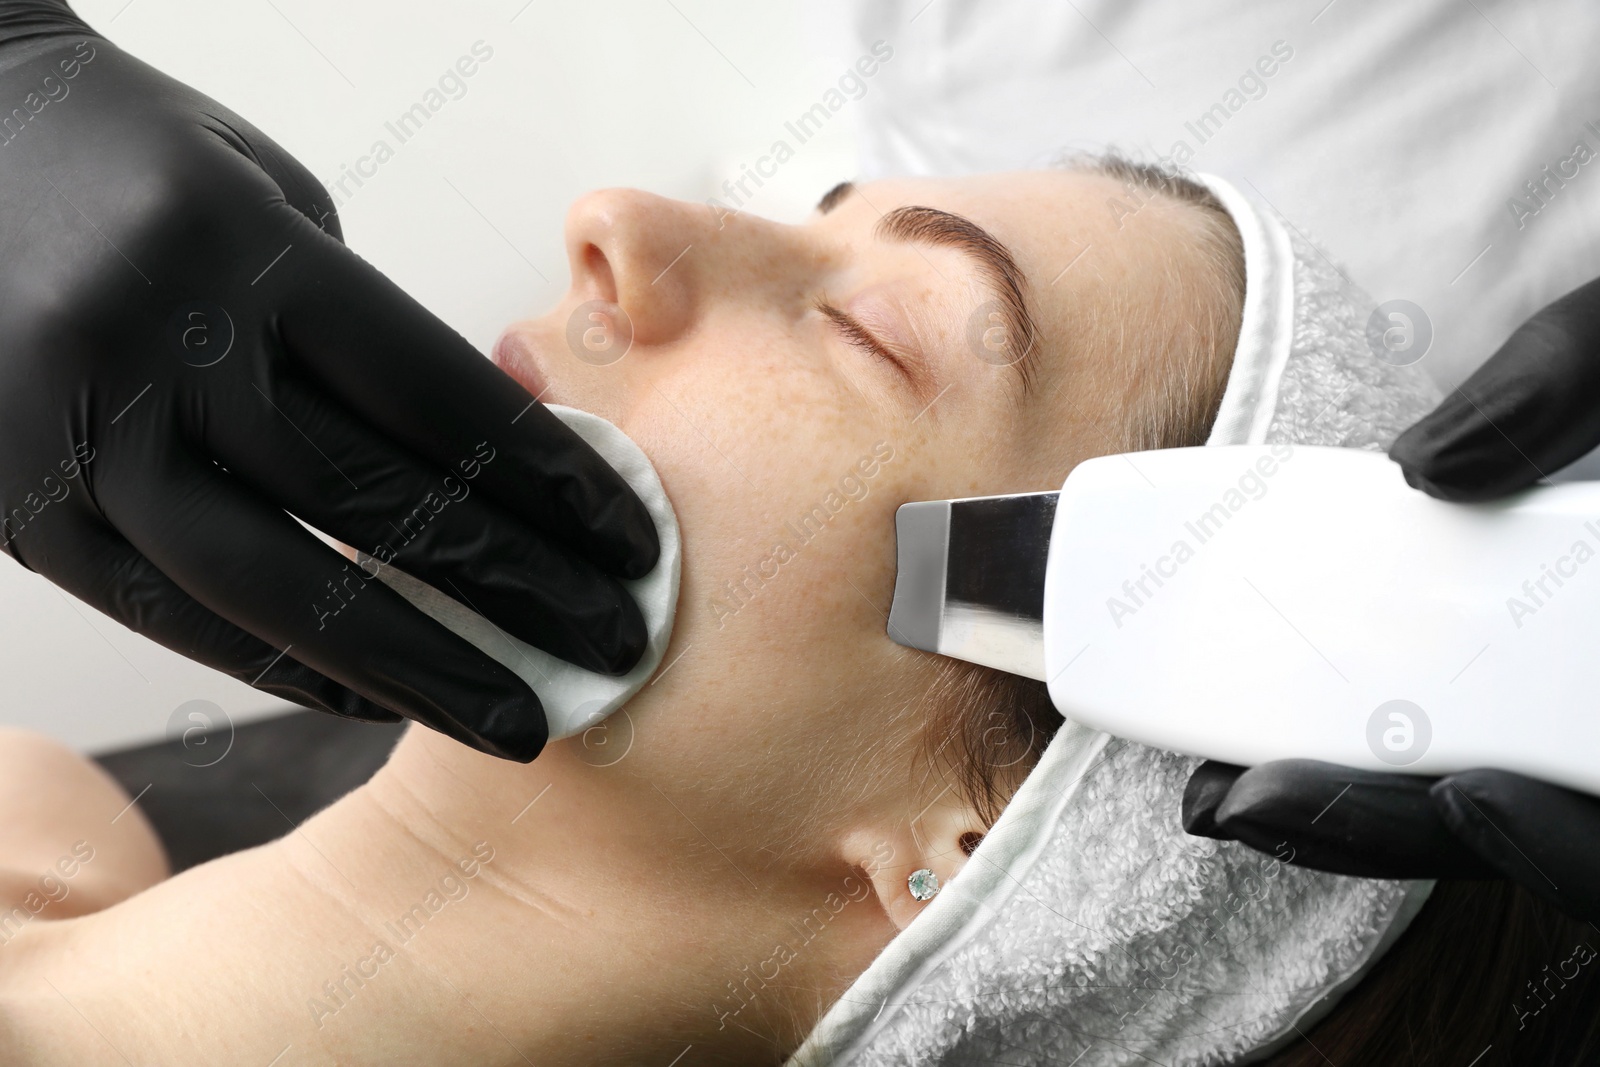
top-left (196, 107), bottom-right (343, 242)
top-left (212, 371), bottom-right (646, 674)
top-left (1196, 760), bottom-right (1497, 879)
top-left (266, 207), bottom-right (660, 579)
top-left (1390, 274), bottom-right (1600, 501)
top-left (1180, 760), bottom-right (1247, 837)
top-left (0, 3), bottom-right (97, 46)
top-left (1432, 769), bottom-right (1600, 923)
top-left (97, 449), bottom-right (549, 761)
top-left (25, 508), bottom-right (398, 723)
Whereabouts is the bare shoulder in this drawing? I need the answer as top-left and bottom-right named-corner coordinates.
top-left (0, 727), bottom-right (169, 924)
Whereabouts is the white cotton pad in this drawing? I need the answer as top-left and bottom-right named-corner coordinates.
top-left (370, 404), bottom-right (681, 741)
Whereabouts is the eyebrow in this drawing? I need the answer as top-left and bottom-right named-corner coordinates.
top-left (815, 181), bottom-right (1041, 393)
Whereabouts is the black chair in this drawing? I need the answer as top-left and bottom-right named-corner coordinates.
top-left (93, 708), bottom-right (406, 872)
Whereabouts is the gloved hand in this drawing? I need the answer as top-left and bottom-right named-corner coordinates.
top-left (1183, 761), bottom-right (1600, 921)
top-left (1183, 274), bottom-right (1600, 922)
top-left (0, 3), bottom-right (658, 762)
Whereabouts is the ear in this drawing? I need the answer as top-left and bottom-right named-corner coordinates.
top-left (839, 798), bottom-right (987, 932)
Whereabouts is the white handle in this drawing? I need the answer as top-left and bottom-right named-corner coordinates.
top-left (1043, 445), bottom-right (1600, 792)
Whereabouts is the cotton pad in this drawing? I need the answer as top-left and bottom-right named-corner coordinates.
top-left (370, 404), bottom-right (681, 741)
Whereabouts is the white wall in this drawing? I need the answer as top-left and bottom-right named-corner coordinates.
top-left (0, 0), bottom-right (859, 752)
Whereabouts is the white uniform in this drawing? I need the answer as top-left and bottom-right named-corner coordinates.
top-left (844, 0), bottom-right (1600, 391)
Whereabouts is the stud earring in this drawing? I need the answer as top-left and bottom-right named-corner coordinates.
top-left (908, 868), bottom-right (941, 901)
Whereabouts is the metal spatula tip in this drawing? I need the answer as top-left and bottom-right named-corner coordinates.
top-left (886, 492), bottom-right (1058, 681)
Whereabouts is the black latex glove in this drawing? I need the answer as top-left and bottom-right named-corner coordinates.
top-left (1389, 272), bottom-right (1600, 500)
top-left (0, 3), bottom-right (658, 762)
top-left (1184, 274), bottom-right (1600, 922)
top-left (1184, 761), bottom-right (1600, 922)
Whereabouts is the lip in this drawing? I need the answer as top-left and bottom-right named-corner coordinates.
top-left (492, 328), bottom-right (550, 402)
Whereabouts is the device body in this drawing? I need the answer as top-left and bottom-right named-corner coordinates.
top-left (888, 445), bottom-right (1600, 794)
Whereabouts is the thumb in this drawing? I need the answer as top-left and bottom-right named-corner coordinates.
top-left (1391, 274), bottom-right (1600, 501)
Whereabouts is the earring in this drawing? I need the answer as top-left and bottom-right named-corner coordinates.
top-left (908, 868), bottom-right (941, 902)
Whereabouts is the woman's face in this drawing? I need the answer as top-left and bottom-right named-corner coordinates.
top-left (485, 169), bottom-right (1215, 928)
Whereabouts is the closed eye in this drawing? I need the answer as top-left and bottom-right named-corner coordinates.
top-left (814, 299), bottom-right (904, 374)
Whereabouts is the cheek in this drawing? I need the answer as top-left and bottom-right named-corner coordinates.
top-left (623, 339), bottom-right (891, 609)
top-left (637, 393), bottom-right (887, 643)
top-left (613, 347), bottom-right (913, 730)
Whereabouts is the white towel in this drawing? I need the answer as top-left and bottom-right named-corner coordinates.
top-left (788, 174), bottom-right (1441, 1067)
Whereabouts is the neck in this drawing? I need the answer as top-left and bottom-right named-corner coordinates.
top-left (315, 725), bottom-right (885, 1065)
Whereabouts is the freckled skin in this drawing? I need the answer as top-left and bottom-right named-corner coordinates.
top-left (0, 172), bottom-right (1209, 1066)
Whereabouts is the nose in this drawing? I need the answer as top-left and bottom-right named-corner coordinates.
top-left (564, 188), bottom-right (820, 351)
top-left (562, 188), bottom-right (707, 347)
